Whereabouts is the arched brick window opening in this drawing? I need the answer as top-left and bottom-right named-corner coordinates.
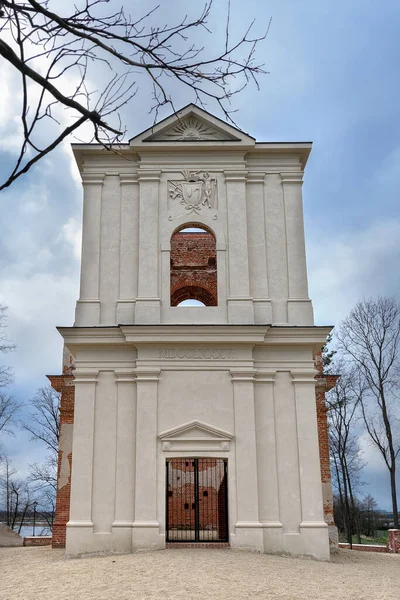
top-left (171, 286), bottom-right (215, 307)
top-left (170, 224), bottom-right (217, 306)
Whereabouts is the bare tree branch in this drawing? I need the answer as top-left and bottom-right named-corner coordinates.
top-left (22, 386), bottom-right (60, 454)
top-left (0, 0), bottom-right (269, 190)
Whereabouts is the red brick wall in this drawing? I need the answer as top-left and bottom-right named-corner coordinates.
top-left (387, 529), bottom-right (400, 553)
top-left (314, 352), bottom-right (338, 526)
top-left (168, 483), bottom-right (219, 529)
top-left (170, 230), bottom-right (217, 305)
top-left (23, 536), bottom-right (52, 547)
top-left (338, 542), bottom-right (387, 553)
top-left (47, 373), bottom-right (75, 549)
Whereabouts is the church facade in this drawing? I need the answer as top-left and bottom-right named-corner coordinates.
top-left (52, 105), bottom-right (335, 559)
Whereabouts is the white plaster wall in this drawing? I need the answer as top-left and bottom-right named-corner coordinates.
top-left (65, 328), bottom-right (329, 559)
top-left (158, 370), bottom-right (234, 434)
top-left (74, 146), bottom-right (314, 328)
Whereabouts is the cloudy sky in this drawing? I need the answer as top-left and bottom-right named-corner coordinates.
top-left (0, 0), bottom-right (399, 510)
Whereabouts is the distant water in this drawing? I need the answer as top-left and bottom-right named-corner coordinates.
top-left (15, 525), bottom-right (51, 537)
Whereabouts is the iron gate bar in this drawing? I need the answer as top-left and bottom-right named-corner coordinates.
top-left (166, 458), bottom-right (228, 543)
top-left (194, 459), bottom-right (200, 542)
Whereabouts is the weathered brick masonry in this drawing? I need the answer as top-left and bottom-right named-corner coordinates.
top-left (170, 229), bottom-right (217, 306)
top-left (47, 363), bottom-right (75, 549)
top-left (314, 352), bottom-right (339, 551)
top-left (387, 529), bottom-right (400, 553)
top-left (338, 529), bottom-right (400, 553)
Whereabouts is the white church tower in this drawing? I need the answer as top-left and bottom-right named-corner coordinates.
top-left (59, 105), bottom-right (332, 559)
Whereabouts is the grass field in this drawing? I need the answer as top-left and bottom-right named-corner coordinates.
top-left (339, 529), bottom-right (388, 545)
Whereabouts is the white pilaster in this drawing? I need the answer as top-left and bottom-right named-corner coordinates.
top-left (66, 369), bottom-right (98, 555)
top-left (132, 369), bottom-right (162, 549)
top-left (292, 371), bottom-right (330, 559)
top-left (135, 170), bottom-right (161, 324)
top-left (92, 371), bottom-right (117, 533)
top-left (247, 172), bottom-right (272, 324)
top-left (231, 369), bottom-right (263, 551)
top-left (224, 171), bottom-right (254, 324)
top-left (99, 175), bottom-right (121, 325)
top-left (112, 370), bottom-right (137, 553)
top-left (75, 174), bottom-right (104, 326)
top-left (274, 371), bottom-right (302, 534)
top-left (264, 174), bottom-right (289, 324)
top-left (254, 371), bottom-right (283, 552)
top-left (281, 173), bottom-right (314, 325)
top-left (117, 173), bottom-right (139, 324)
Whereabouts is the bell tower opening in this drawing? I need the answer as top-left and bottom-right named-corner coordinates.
top-left (170, 224), bottom-right (218, 306)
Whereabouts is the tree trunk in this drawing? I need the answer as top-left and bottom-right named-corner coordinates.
top-left (390, 465), bottom-right (399, 528)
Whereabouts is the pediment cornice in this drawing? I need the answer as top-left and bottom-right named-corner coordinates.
top-left (159, 420), bottom-right (233, 452)
top-left (129, 104), bottom-right (255, 147)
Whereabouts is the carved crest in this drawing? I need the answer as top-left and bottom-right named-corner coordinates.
top-left (169, 170), bottom-right (216, 215)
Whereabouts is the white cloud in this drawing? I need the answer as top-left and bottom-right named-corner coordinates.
top-left (61, 217), bottom-right (82, 261)
top-left (309, 218), bottom-right (400, 325)
top-left (0, 272), bottom-right (78, 384)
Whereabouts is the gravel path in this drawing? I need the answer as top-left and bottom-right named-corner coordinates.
top-left (1, 546), bottom-right (399, 600)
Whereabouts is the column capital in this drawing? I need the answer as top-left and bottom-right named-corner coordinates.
top-left (135, 368), bottom-right (161, 382)
top-left (254, 370), bottom-right (276, 383)
top-left (81, 173), bottom-right (105, 185)
top-left (247, 172), bottom-right (266, 184)
top-left (280, 172), bottom-right (303, 185)
top-left (138, 169), bottom-right (161, 182)
top-left (291, 369), bottom-right (318, 384)
top-left (119, 172), bottom-right (139, 185)
top-left (73, 369), bottom-right (99, 384)
top-left (224, 169), bottom-right (248, 182)
top-left (230, 368), bottom-right (256, 382)
top-left (115, 369), bottom-right (137, 383)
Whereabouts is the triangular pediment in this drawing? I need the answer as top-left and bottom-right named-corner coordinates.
top-left (144, 115), bottom-right (239, 142)
top-left (129, 104), bottom-right (254, 145)
top-left (159, 420), bottom-right (233, 442)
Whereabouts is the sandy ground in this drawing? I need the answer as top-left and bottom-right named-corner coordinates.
top-left (0, 524), bottom-right (22, 547)
top-left (1, 546), bottom-right (399, 600)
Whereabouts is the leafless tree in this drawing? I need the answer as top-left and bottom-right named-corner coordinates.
top-left (0, 455), bottom-right (17, 525)
top-left (0, 393), bottom-right (19, 437)
top-left (22, 386), bottom-right (59, 509)
top-left (0, 1), bottom-right (270, 190)
top-left (28, 453), bottom-right (57, 494)
top-left (359, 494), bottom-right (379, 538)
top-left (23, 386), bottom-right (60, 454)
top-left (336, 297), bottom-right (400, 528)
top-left (0, 456), bottom-right (32, 531)
top-left (0, 305), bottom-right (19, 438)
top-left (327, 367), bottom-right (365, 545)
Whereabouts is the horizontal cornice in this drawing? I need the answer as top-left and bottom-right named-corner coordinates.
top-left (57, 324), bottom-right (333, 347)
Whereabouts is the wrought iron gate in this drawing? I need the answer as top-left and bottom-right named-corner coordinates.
top-left (166, 458), bottom-right (228, 543)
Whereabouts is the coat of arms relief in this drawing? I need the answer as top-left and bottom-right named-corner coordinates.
top-left (168, 170), bottom-right (217, 220)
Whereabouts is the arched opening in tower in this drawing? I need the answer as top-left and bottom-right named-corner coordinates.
top-left (170, 224), bottom-right (217, 306)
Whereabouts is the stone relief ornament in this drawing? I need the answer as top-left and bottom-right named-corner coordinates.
top-left (147, 117), bottom-right (236, 141)
top-left (169, 170), bottom-right (217, 218)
